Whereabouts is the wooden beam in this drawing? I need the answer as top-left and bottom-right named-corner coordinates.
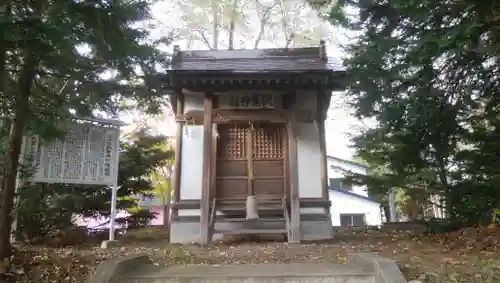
top-left (200, 92), bottom-right (213, 246)
top-left (172, 198), bottom-right (331, 210)
top-left (175, 84), bottom-right (342, 93)
top-left (211, 124), bottom-right (217, 197)
top-left (177, 110), bottom-right (315, 125)
top-left (317, 91), bottom-right (329, 201)
top-left (172, 92), bottom-right (184, 217)
top-left (161, 70), bottom-right (348, 92)
top-left (284, 122), bottom-right (290, 200)
top-left (300, 198), bottom-right (331, 208)
top-left (171, 200), bottom-right (201, 210)
top-left (287, 114), bottom-right (301, 243)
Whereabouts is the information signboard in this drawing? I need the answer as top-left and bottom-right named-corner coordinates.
top-left (24, 122), bottom-right (120, 186)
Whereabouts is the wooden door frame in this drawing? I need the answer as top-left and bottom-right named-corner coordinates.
top-left (209, 109), bottom-right (300, 243)
top-left (287, 115), bottom-right (300, 243)
top-left (213, 120), bottom-right (290, 201)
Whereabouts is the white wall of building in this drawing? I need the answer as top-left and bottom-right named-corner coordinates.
top-left (294, 94), bottom-right (323, 214)
top-left (297, 121), bottom-right (324, 214)
top-left (180, 125), bottom-right (203, 201)
top-left (329, 190), bottom-right (382, 226)
top-left (178, 96), bottom-right (205, 216)
top-left (297, 122), bottom-right (322, 198)
top-left (327, 157), bottom-right (369, 197)
top-left (326, 156), bottom-right (381, 226)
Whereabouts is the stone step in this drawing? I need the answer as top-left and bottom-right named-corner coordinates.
top-left (218, 204), bottom-right (283, 211)
top-left (213, 228), bottom-right (287, 234)
top-left (116, 263), bottom-right (375, 283)
top-left (216, 217), bottom-right (286, 222)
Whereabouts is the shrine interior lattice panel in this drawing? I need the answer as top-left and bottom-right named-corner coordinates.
top-left (216, 124), bottom-right (248, 199)
top-left (252, 124), bottom-right (285, 160)
top-left (251, 123), bottom-right (286, 197)
top-left (217, 124), bottom-right (247, 160)
top-left (215, 123), bottom-right (286, 200)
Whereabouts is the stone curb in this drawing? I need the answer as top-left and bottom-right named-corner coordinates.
top-left (349, 253), bottom-right (407, 283)
top-left (87, 253), bottom-right (152, 283)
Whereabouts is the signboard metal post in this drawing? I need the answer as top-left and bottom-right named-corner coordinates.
top-left (109, 128), bottom-right (121, 241)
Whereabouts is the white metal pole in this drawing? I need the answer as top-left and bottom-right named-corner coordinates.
top-left (109, 126), bottom-right (121, 241)
top-left (109, 185), bottom-right (118, 241)
top-left (388, 188), bottom-right (397, 222)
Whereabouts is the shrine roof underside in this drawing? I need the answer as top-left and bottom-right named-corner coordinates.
top-left (163, 44), bottom-right (346, 92)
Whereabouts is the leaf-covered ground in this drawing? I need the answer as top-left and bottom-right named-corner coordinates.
top-left (2, 226), bottom-right (499, 283)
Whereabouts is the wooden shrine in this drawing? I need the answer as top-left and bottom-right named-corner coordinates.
top-left (164, 42), bottom-right (345, 245)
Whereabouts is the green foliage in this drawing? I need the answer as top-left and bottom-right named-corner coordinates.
top-left (0, 0), bottom-right (171, 258)
top-left (330, 0), bottom-right (500, 226)
top-left (2, 0), bottom-right (169, 119)
top-left (16, 131), bottom-right (173, 241)
top-left (492, 208), bottom-right (500, 224)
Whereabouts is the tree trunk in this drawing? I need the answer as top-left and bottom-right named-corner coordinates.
top-left (163, 184), bottom-right (171, 232)
top-left (253, 2), bottom-right (276, 49)
top-left (381, 203), bottom-right (390, 223)
top-left (0, 55), bottom-right (36, 262)
top-left (277, 0), bottom-right (294, 48)
top-left (228, 0), bottom-right (238, 50)
top-left (160, 167), bottom-right (171, 233)
top-left (210, 0), bottom-right (219, 50)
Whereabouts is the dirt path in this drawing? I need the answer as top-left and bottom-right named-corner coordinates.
top-left (5, 227), bottom-right (500, 283)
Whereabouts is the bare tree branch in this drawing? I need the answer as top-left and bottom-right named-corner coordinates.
top-left (253, 0), bottom-right (278, 49)
top-left (199, 29), bottom-right (213, 50)
top-left (228, 0), bottom-right (239, 50)
top-left (209, 0), bottom-right (219, 50)
top-left (277, 0), bottom-right (294, 48)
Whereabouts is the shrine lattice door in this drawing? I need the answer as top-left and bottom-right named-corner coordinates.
top-left (216, 123), bottom-right (287, 200)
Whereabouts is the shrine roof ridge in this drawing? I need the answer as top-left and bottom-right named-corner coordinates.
top-left (171, 44), bottom-right (343, 72)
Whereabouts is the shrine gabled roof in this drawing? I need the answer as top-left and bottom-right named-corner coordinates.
top-left (170, 45), bottom-right (343, 73)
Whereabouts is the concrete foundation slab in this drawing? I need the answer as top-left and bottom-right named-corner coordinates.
top-left (170, 221), bottom-right (200, 244)
top-left (90, 253), bottom-right (408, 283)
top-left (170, 219), bottom-right (333, 244)
top-left (118, 263), bottom-right (375, 283)
top-left (301, 220), bottom-right (333, 241)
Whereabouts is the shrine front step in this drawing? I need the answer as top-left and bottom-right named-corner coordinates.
top-left (115, 263), bottom-right (376, 283)
top-left (215, 228), bottom-right (288, 235)
top-left (213, 216), bottom-right (287, 234)
top-left (218, 204), bottom-right (285, 215)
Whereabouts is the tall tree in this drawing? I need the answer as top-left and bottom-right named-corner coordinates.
top-left (329, 0), bottom-right (500, 226)
top-left (0, 0), bottom-right (169, 262)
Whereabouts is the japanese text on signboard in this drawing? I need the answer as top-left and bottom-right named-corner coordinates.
top-left (24, 122), bottom-right (120, 186)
